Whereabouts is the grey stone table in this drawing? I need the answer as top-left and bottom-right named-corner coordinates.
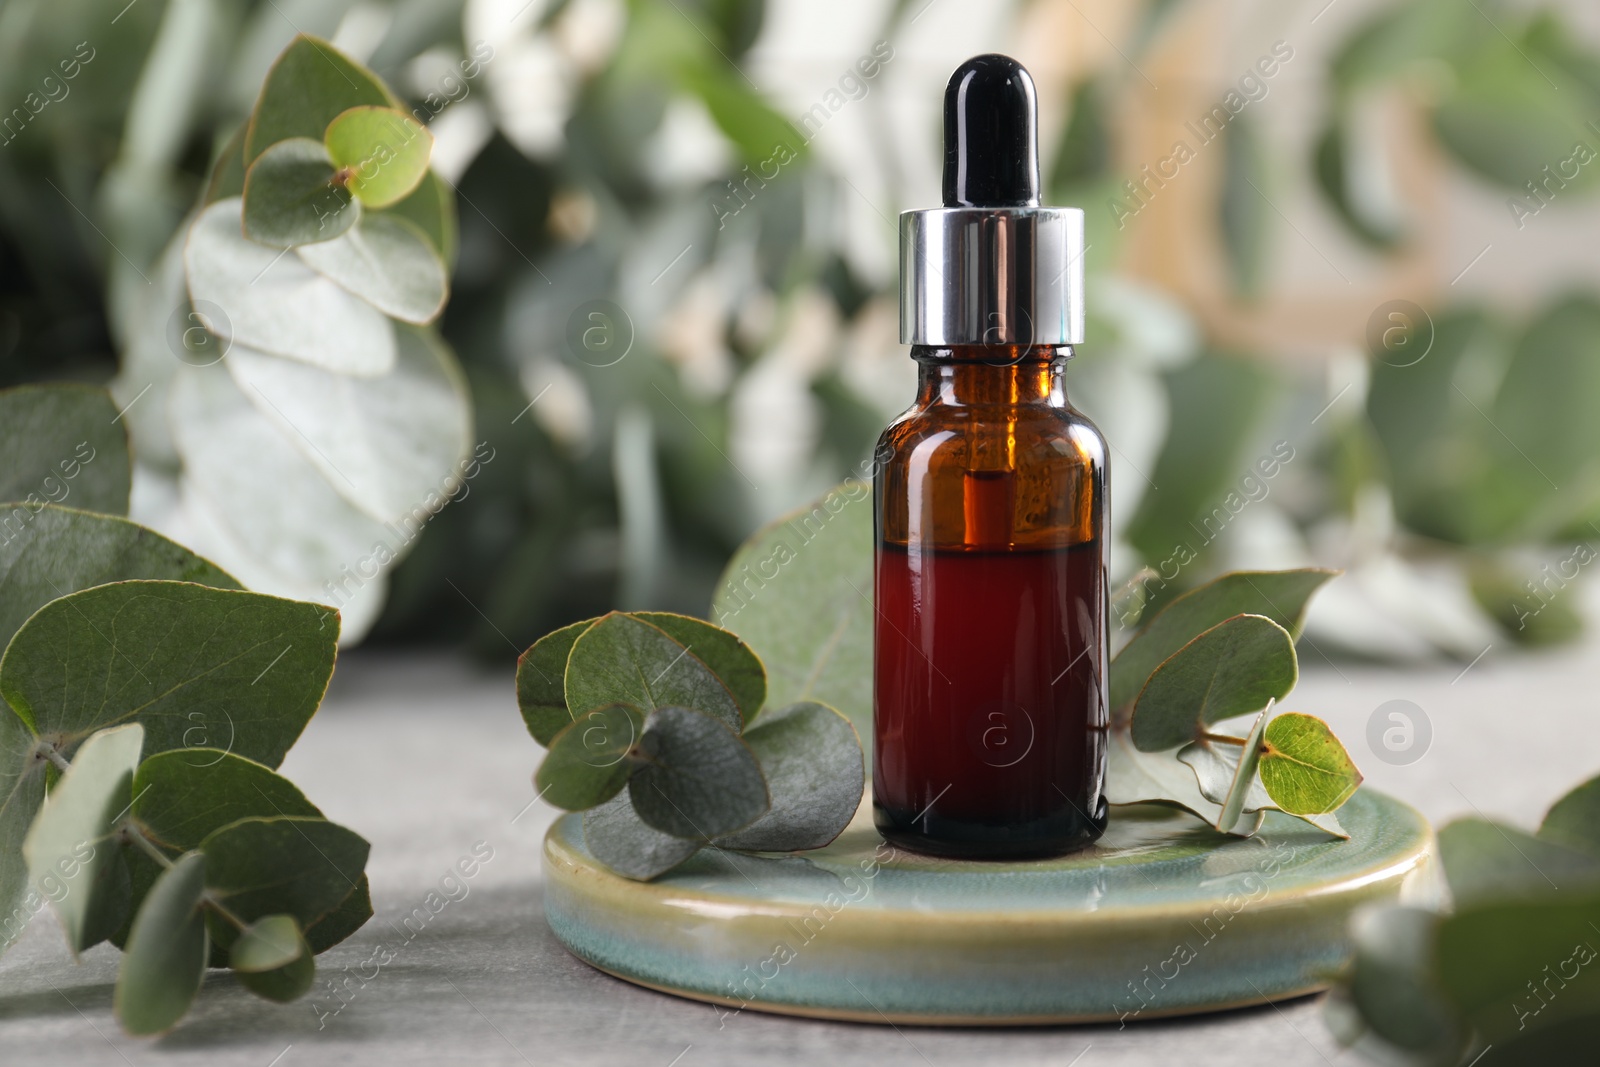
top-left (3, 627), bottom-right (1594, 1067)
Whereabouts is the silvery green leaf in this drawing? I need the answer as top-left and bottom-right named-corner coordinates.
top-left (565, 613), bottom-right (741, 733)
top-left (169, 363), bottom-right (394, 596)
top-left (241, 138), bottom-right (357, 247)
top-left (22, 724), bottom-right (143, 954)
top-left (296, 214), bottom-right (448, 323)
top-left (714, 702), bottom-right (862, 852)
top-left (710, 484), bottom-right (873, 735)
top-left (1131, 613), bottom-right (1298, 752)
top-left (185, 199), bottom-right (395, 377)
top-left (0, 384), bottom-right (130, 515)
top-left (583, 792), bottom-right (700, 881)
top-left (115, 851), bottom-right (208, 1036)
top-left (629, 706), bottom-right (768, 839)
top-left (1110, 569), bottom-right (1335, 712)
top-left (225, 328), bottom-right (470, 525)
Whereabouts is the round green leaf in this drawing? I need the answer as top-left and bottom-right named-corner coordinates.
top-left (1258, 711), bottom-right (1363, 816)
top-left (1130, 613), bottom-right (1298, 752)
top-left (535, 703), bottom-right (643, 811)
top-left (324, 106), bottom-right (433, 209)
top-left (633, 612), bottom-right (766, 726)
top-left (0, 581), bottom-right (338, 770)
top-left (517, 619), bottom-right (597, 746)
top-left (303, 874), bottom-right (372, 954)
top-left (241, 138), bottom-right (357, 248)
top-left (710, 484), bottom-right (873, 735)
top-left (582, 792), bottom-right (700, 881)
top-left (295, 213), bottom-right (447, 323)
top-left (565, 613), bottom-right (741, 734)
top-left (0, 383), bottom-right (130, 516)
top-left (199, 816), bottom-right (368, 949)
top-left (1438, 818), bottom-right (1600, 910)
top-left (1541, 773), bottom-right (1600, 857)
top-left (629, 706), bottom-right (768, 839)
top-left (22, 723), bottom-right (143, 953)
top-left (237, 938), bottom-right (315, 1002)
top-left (223, 327), bottom-right (470, 526)
top-left (245, 35), bottom-right (397, 164)
top-left (132, 750), bottom-right (321, 852)
top-left (0, 504), bottom-right (237, 658)
top-left (115, 851), bottom-right (208, 1036)
top-left (714, 702), bottom-right (861, 851)
top-left (1111, 569), bottom-right (1335, 713)
top-left (382, 171), bottom-right (456, 266)
top-left (231, 913), bottom-right (304, 972)
top-left (185, 199), bottom-right (397, 377)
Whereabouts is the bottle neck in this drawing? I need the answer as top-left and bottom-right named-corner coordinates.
top-left (911, 344), bottom-right (1074, 407)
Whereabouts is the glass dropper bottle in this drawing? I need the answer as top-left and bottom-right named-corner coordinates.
top-left (872, 53), bottom-right (1108, 859)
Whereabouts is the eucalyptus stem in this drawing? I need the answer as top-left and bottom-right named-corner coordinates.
top-left (36, 741), bottom-right (71, 774)
top-left (1200, 732), bottom-right (1248, 747)
top-left (125, 825), bottom-right (175, 870)
top-left (200, 891), bottom-right (251, 933)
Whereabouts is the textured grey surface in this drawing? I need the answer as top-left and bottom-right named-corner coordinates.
top-left (2, 629), bottom-right (1593, 1066)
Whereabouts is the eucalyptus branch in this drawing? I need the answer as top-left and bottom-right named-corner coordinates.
top-left (35, 741), bottom-right (71, 774)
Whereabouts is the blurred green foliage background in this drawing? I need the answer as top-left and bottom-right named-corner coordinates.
top-left (3, 0), bottom-right (1598, 660)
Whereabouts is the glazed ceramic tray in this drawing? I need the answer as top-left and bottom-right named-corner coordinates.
top-left (542, 789), bottom-right (1439, 1025)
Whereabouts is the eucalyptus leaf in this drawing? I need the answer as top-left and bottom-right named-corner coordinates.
top-left (1437, 818), bottom-right (1600, 910)
top-left (1436, 892), bottom-right (1600, 1047)
top-left (381, 171), bottom-right (456, 267)
top-left (132, 750), bottom-right (321, 852)
top-left (324, 106), bottom-right (434, 208)
top-left (205, 124), bottom-right (247, 204)
top-left (711, 484), bottom-right (873, 733)
top-left (295, 213), bottom-right (448, 323)
top-left (1110, 569), bottom-right (1335, 712)
top-left (630, 706), bottom-right (768, 839)
top-left (1324, 905), bottom-right (1468, 1063)
top-left (0, 504), bottom-right (238, 654)
top-left (244, 35), bottom-right (396, 164)
top-left (1130, 614), bottom-right (1297, 752)
top-left (22, 723), bottom-right (143, 954)
top-left (1257, 711), bottom-right (1362, 816)
top-left (713, 702), bottom-right (862, 852)
top-left (582, 791), bottom-right (700, 880)
top-left (0, 581), bottom-right (335, 769)
top-left (0, 709), bottom-right (44, 956)
top-left (1177, 708), bottom-right (1272, 835)
top-left (1540, 773), bottom-right (1600, 857)
top-left (186, 199), bottom-right (397, 377)
top-left (199, 816), bottom-right (368, 950)
top-left (237, 936), bottom-right (315, 1002)
top-left (224, 327), bottom-right (470, 525)
top-left (230, 913), bottom-right (303, 972)
top-left (1106, 727), bottom-right (1262, 834)
top-left (633, 612), bottom-right (766, 726)
top-left (0, 384), bottom-right (130, 516)
top-left (535, 703), bottom-right (643, 811)
top-left (169, 362), bottom-right (396, 595)
top-left (241, 137), bottom-right (357, 247)
top-left (1312, 114), bottom-right (1405, 249)
top-left (565, 613), bottom-right (742, 734)
top-left (115, 850), bottom-right (208, 1037)
top-left (516, 618), bottom-right (595, 745)
top-left (304, 874), bottom-right (373, 954)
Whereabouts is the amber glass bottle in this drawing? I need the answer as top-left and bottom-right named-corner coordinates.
top-left (873, 56), bottom-right (1108, 858)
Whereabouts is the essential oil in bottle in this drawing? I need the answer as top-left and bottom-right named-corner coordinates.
top-left (872, 53), bottom-right (1108, 859)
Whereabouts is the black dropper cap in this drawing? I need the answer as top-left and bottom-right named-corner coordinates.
top-left (942, 54), bottom-right (1040, 208)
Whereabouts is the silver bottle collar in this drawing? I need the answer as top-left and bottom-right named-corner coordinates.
top-left (899, 206), bottom-right (1085, 346)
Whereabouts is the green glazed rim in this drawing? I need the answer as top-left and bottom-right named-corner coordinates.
top-left (543, 788), bottom-right (1441, 1025)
